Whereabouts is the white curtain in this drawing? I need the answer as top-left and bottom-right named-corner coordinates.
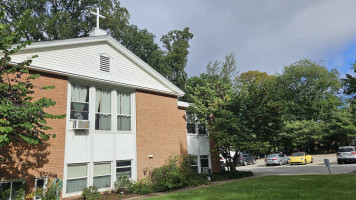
top-left (71, 85), bottom-right (88, 119)
top-left (96, 89), bottom-right (111, 130)
top-left (117, 92), bottom-right (131, 131)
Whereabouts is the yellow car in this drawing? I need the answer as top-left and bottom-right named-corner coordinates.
top-left (289, 152), bottom-right (313, 165)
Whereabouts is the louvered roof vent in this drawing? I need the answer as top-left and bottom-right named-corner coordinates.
top-left (100, 55), bottom-right (110, 72)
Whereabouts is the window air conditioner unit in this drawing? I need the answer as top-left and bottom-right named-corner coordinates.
top-left (202, 168), bottom-right (211, 174)
top-left (73, 120), bottom-right (90, 130)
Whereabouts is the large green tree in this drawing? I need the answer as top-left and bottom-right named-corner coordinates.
top-left (276, 59), bottom-right (342, 152)
top-left (0, 0), bottom-right (193, 90)
top-left (343, 62), bottom-right (356, 100)
top-left (188, 53), bottom-right (249, 170)
top-left (0, 10), bottom-right (64, 148)
top-left (234, 70), bottom-right (283, 152)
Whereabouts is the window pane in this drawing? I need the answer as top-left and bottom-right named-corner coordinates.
top-left (11, 181), bottom-right (23, 200)
top-left (191, 166), bottom-right (198, 172)
top-left (0, 182), bottom-right (11, 199)
top-left (198, 124), bottom-right (206, 134)
top-left (94, 163), bottom-right (111, 176)
top-left (117, 116), bottom-right (131, 131)
top-left (187, 123), bottom-right (196, 133)
top-left (95, 114), bottom-right (111, 130)
top-left (70, 111), bottom-right (89, 120)
top-left (67, 164), bottom-right (87, 179)
top-left (96, 89), bottom-right (111, 113)
top-left (201, 156), bottom-right (209, 168)
top-left (66, 178), bottom-right (87, 193)
top-left (116, 167), bottom-right (131, 173)
top-left (93, 175), bottom-right (111, 189)
top-left (116, 160), bottom-right (131, 167)
top-left (186, 113), bottom-right (195, 123)
top-left (71, 85), bottom-right (89, 102)
top-left (117, 93), bottom-right (131, 115)
top-left (70, 85), bottom-right (89, 120)
top-left (36, 179), bottom-right (45, 189)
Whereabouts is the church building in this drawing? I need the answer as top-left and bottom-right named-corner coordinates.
top-left (0, 10), bottom-right (219, 199)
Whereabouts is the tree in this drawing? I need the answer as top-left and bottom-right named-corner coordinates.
top-left (0, 9), bottom-right (64, 148)
top-left (275, 59), bottom-right (342, 152)
top-left (161, 28), bottom-right (193, 90)
top-left (188, 53), bottom-right (247, 170)
top-left (343, 62), bottom-right (356, 100)
top-left (276, 59), bottom-right (341, 121)
top-left (0, 1), bottom-right (193, 90)
top-left (234, 71), bottom-right (283, 152)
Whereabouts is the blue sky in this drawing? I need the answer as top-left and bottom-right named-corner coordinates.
top-left (120, 0), bottom-right (356, 78)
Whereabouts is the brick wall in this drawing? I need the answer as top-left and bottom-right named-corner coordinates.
top-left (136, 90), bottom-right (187, 180)
top-left (0, 71), bottom-right (68, 193)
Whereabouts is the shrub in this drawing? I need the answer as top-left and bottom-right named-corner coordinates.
top-left (210, 170), bottom-right (253, 181)
top-left (82, 186), bottom-right (101, 200)
top-left (114, 175), bottom-right (133, 194)
top-left (129, 179), bottom-right (153, 195)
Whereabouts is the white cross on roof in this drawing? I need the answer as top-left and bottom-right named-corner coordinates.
top-left (90, 8), bottom-right (105, 28)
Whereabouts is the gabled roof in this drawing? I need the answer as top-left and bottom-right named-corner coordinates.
top-left (13, 35), bottom-right (185, 97)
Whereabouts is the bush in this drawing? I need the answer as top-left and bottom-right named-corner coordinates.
top-left (210, 170), bottom-right (253, 181)
top-left (82, 186), bottom-right (101, 200)
top-left (129, 179), bottom-right (153, 195)
top-left (114, 175), bottom-right (133, 194)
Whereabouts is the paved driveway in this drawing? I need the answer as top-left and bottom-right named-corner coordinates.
top-left (237, 153), bottom-right (356, 176)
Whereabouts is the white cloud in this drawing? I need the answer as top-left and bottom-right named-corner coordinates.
top-left (120, 0), bottom-right (356, 77)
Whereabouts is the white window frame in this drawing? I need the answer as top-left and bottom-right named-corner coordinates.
top-left (66, 163), bottom-right (88, 194)
top-left (93, 162), bottom-right (112, 189)
top-left (116, 160), bottom-right (132, 179)
top-left (0, 179), bottom-right (25, 200)
top-left (95, 88), bottom-right (112, 131)
top-left (117, 91), bottom-right (132, 132)
top-left (70, 84), bottom-right (90, 120)
top-left (34, 177), bottom-right (48, 200)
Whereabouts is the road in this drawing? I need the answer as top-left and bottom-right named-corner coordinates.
top-left (236, 154), bottom-right (356, 176)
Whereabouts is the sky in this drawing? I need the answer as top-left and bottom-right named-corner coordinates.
top-left (120, 0), bottom-right (356, 77)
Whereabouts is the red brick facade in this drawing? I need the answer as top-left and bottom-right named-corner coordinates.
top-left (135, 90), bottom-right (188, 180)
top-left (0, 72), bottom-right (68, 193)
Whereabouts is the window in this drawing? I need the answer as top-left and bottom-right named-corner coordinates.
top-left (66, 164), bottom-right (87, 193)
top-left (0, 180), bottom-right (25, 200)
top-left (34, 177), bottom-right (47, 200)
top-left (190, 156), bottom-right (198, 172)
top-left (200, 155), bottom-right (209, 168)
top-left (117, 92), bottom-right (131, 131)
top-left (93, 163), bottom-right (111, 188)
top-left (100, 55), bottom-right (110, 72)
top-left (70, 85), bottom-right (89, 120)
top-left (186, 113), bottom-right (196, 134)
top-left (95, 88), bottom-right (111, 130)
top-left (186, 113), bottom-right (206, 134)
top-left (116, 160), bottom-right (132, 179)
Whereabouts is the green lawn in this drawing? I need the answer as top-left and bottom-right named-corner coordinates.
top-left (148, 174), bottom-right (356, 200)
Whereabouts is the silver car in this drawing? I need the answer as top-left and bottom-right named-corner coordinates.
top-left (265, 154), bottom-right (289, 166)
top-left (337, 146), bottom-right (356, 164)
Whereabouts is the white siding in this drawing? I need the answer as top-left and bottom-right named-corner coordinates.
top-left (187, 135), bottom-right (210, 155)
top-left (65, 131), bottom-right (90, 163)
top-left (11, 42), bottom-right (172, 93)
top-left (115, 134), bottom-right (135, 160)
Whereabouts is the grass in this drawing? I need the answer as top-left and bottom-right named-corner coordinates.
top-left (148, 174), bottom-right (356, 200)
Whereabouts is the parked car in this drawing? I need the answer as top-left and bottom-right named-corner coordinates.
top-left (337, 146), bottom-right (356, 164)
top-left (237, 153), bottom-right (256, 166)
top-left (289, 152), bottom-right (313, 165)
top-left (265, 154), bottom-right (289, 166)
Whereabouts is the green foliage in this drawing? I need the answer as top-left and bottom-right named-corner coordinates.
top-left (142, 154), bottom-right (208, 193)
top-left (0, 9), bottom-right (65, 148)
top-left (82, 186), bottom-right (101, 200)
top-left (129, 179), bottom-right (153, 195)
top-left (209, 171), bottom-right (254, 181)
top-left (342, 62), bottom-right (356, 100)
top-left (114, 175), bottom-right (133, 194)
top-left (0, 189), bottom-right (10, 200)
